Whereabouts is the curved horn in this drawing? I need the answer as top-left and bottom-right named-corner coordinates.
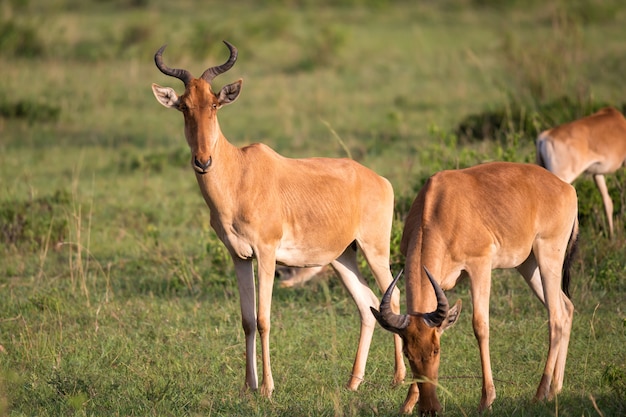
top-left (370, 270), bottom-right (410, 333)
top-left (154, 45), bottom-right (193, 86)
top-left (200, 40), bottom-right (238, 83)
top-left (422, 266), bottom-right (449, 328)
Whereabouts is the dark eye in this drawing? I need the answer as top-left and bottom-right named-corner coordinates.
top-left (433, 348), bottom-right (440, 355)
top-left (212, 103), bottom-right (217, 109)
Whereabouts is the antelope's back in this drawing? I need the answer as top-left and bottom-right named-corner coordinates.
top-left (401, 162), bottom-right (577, 257)
top-left (537, 107), bottom-right (626, 175)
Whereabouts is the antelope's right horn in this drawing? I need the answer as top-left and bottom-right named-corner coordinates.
top-left (154, 44), bottom-right (194, 86)
top-left (370, 270), bottom-right (410, 334)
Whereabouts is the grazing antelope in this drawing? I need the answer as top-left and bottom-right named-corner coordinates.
top-left (371, 162), bottom-right (579, 415)
top-left (151, 41), bottom-right (405, 397)
top-left (536, 106), bottom-right (626, 239)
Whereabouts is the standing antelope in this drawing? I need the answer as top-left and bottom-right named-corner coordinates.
top-left (151, 41), bottom-right (405, 397)
top-left (536, 106), bottom-right (626, 239)
top-left (371, 162), bottom-right (579, 415)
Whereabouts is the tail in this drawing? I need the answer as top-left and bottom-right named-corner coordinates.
top-left (561, 217), bottom-right (579, 298)
top-left (535, 132), bottom-right (552, 171)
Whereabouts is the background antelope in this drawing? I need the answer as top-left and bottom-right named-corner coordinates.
top-left (276, 265), bottom-right (327, 288)
top-left (372, 162), bottom-right (579, 415)
top-left (151, 41), bottom-right (405, 397)
top-left (536, 106), bottom-right (626, 239)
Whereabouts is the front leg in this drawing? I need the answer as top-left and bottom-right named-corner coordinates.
top-left (470, 269), bottom-right (496, 412)
top-left (256, 251), bottom-right (277, 397)
top-left (233, 258), bottom-right (259, 392)
top-left (400, 382), bottom-right (419, 414)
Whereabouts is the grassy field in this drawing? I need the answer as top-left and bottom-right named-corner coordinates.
top-left (1, 0), bottom-right (625, 416)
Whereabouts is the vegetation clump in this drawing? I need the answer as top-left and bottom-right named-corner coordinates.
top-left (454, 97), bottom-right (626, 144)
top-left (0, 96), bottom-right (60, 123)
top-left (0, 190), bottom-right (70, 251)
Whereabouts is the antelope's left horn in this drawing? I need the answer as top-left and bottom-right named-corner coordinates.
top-left (422, 266), bottom-right (449, 328)
top-left (200, 40), bottom-right (238, 83)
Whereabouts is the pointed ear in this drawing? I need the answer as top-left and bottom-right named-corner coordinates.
top-left (152, 83), bottom-right (181, 110)
top-left (438, 299), bottom-right (462, 334)
top-left (217, 79), bottom-right (243, 107)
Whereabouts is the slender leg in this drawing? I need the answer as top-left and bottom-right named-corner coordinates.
top-left (469, 267), bottom-right (496, 412)
top-left (519, 255), bottom-right (572, 395)
top-left (594, 174), bottom-right (614, 239)
top-left (256, 253), bottom-right (277, 398)
top-left (519, 251), bottom-right (574, 397)
top-left (233, 258), bottom-right (259, 392)
top-left (359, 244), bottom-right (407, 386)
top-left (331, 247), bottom-right (379, 390)
top-left (533, 243), bottom-right (569, 401)
top-left (400, 382), bottom-right (420, 415)
top-left (552, 294), bottom-right (574, 395)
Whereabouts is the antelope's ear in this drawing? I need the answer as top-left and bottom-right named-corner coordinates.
top-left (439, 299), bottom-right (462, 334)
top-left (217, 79), bottom-right (243, 108)
top-left (152, 83), bottom-right (181, 110)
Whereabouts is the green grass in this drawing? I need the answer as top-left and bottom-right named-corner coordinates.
top-left (1, 0), bottom-right (626, 416)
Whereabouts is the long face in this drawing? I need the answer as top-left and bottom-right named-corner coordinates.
top-left (178, 80), bottom-right (221, 173)
top-left (370, 268), bottom-right (461, 416)
top-left (402, 317), bottom-right (445, 414)
top-left (151, 41), bottom-right (243, 174)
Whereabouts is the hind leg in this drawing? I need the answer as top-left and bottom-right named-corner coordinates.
top-left (518, 253), bottom-right (572, 394)
top-left (516, 253), bottom-right (545, 304)
top-left (331, 247), bottom-right (380, 390)
top-left (532, 242), bottom-right (572, 401)
top-left (594, 174), bottom-right (615, 239)
top-left (551, 294), bottom-right (574, 395)
top-left (518, 254), bottom-right (571, 398)
top-left (358, 242), bottom-right (406, 386)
